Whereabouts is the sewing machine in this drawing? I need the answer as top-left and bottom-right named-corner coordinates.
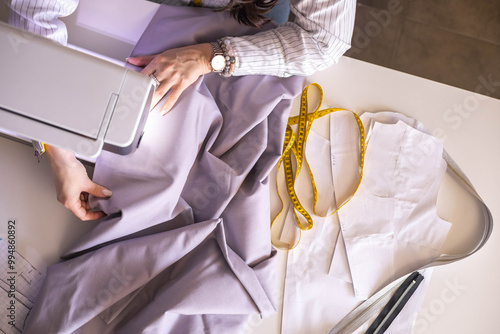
top-left (0, 21), bottom-right (155, 159)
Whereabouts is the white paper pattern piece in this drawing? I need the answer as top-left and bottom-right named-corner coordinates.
top-left (0, 238), bottom-right (44, 334)
top-left (281, 112), bottom-right (452, 334)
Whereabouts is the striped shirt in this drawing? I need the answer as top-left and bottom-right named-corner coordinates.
top-left (4, 0), bottom-right (355, 77)
top-left (6, 0), bottom-right (77, 46)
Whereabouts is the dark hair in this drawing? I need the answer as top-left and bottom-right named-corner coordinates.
top-left (221, 0), bottom-right (280, 28)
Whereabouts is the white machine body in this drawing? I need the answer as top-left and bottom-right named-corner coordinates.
top-left (0, 22), bottom-right (155, 159)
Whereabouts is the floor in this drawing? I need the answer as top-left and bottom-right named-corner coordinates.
top-left (346, 0), bottom-right (500, 100)
top-left (0, 1), bottom-right (7, 23)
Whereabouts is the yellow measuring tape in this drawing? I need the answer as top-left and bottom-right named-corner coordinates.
top-left (271, 83), bottom-right (365, 250)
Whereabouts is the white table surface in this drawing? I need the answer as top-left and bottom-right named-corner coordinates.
top-left (1, 1), bottom-right (500, 333)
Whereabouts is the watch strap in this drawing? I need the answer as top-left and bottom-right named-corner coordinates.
top-left (210, 41), bottom-right (223, 56)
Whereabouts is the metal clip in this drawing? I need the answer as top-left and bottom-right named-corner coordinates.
top-left (32, 140), bottom-right (46, 163)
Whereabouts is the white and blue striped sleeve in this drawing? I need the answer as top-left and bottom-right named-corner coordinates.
top-left (5, 0), bottom-right (78, 45)
top-left (228, 0), bottom-right (356, 77)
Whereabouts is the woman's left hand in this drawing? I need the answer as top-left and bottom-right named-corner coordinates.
top-left (127, 43), bottom-right (213, 115)
top-left (45, 145), bottom-right (112, 221)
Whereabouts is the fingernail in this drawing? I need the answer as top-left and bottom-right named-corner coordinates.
top-left (102, 188), bottom-right (113, 197)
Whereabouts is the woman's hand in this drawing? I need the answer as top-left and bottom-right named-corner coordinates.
top-left (127, 43), bottom-right (213, 115)
top-left (46, 145), bottom-right (112, 221)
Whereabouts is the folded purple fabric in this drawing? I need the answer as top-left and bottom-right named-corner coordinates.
top-left (24, 5), bottom-right (304, 333)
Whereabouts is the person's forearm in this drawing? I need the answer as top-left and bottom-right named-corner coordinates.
top-left (45, 145), bottom-right (79, 170)
top-left (5, 0), bottom-right (78, 45)
top-left (226, 0), bottom-right (356, 77)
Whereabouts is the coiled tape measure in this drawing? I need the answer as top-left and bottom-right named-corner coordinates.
top-left (271, 83), bottom-right (365, 249)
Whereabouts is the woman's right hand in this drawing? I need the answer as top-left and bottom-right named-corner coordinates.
top-left (45, 145), bottom-right (112, 221)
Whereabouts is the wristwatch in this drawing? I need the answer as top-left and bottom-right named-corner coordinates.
top-left (210, 42), bottom-right (226, 73)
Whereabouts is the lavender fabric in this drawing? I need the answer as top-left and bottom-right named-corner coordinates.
top-left (23, 5), bottom-right (304, 334)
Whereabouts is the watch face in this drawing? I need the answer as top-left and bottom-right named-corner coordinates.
top-left (211, 55), bottom-right (226, 72)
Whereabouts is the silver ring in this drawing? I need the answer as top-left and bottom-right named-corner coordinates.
top-left (149, 73), bottom-right (160, 89)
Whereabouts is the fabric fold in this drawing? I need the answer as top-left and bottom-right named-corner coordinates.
top-left (24, 5), bottom-right (304, 333)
